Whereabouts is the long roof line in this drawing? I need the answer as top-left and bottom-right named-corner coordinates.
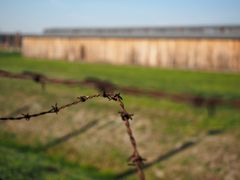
top-left (41, 26), bottom-right (240, 39)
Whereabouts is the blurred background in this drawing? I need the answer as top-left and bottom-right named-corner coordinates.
top-left (0, 0), bottom-right (240, 179)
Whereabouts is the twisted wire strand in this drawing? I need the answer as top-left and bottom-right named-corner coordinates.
top-left (0, 92), bottom-right (145, 180)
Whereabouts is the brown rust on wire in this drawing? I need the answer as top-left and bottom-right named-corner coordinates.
top-left (1, 69), bottom-right (240, 109)
top-left (0, 92), bottom-right (145, 180)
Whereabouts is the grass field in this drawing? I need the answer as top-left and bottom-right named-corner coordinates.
top-left (0, 52), bottom-right (240, 179)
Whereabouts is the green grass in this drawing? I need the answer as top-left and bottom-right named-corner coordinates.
top-left (0, 52), bottom-right (240, 179)
top-left (1, 52), bottom-right (240, 98)
top-left (0, 145), bottom-right (114, 180)
top-left (0, 129), bottom-right (114, 180)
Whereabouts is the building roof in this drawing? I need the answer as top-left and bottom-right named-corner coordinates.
top-left (42, 26), bottom-right (240, 39)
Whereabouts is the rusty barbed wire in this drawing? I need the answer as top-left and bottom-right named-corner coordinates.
top-left (0, 92), bottom-right (145, 180)
top-left (1, 69), bottom-right (240, 111)
top-left (0, 69), bottom-right (92, 88)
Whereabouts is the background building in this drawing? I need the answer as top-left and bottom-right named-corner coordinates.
top-left (22, 26), bottom-right (240, 72)
top-left (0, 33), bottom-right (21, 50)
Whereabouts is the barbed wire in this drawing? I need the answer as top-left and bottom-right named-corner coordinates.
top-left (0, 92), bottom-right (145, 180)
top-left (0, 69), bottom-right (92, 89)
top-left (1, 69), bottom-right (239, 111)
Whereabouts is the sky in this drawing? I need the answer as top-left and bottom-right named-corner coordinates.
top-left (0, 0), bottom-right (240, 33)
